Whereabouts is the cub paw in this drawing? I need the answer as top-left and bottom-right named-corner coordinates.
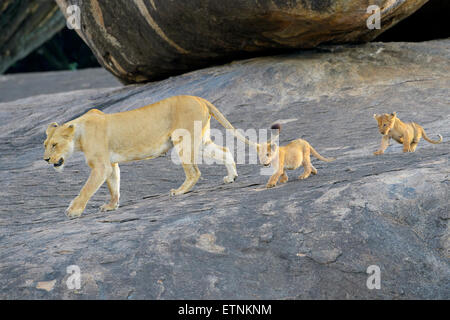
top-left (373, 151), bottom-right (384, 155)
top-left (266, 183), bottom-right (276, 188)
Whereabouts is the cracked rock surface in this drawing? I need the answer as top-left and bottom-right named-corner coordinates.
top-left (0, 40), bottom-right (449, 299)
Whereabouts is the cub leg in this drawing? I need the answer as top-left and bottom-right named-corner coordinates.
top-left (279, 171), bottom-right (288, 184)
top-left (202, 141), bottom-right (238, 183)
top-left (402, 133), bottom-right (412, 152)
top-left (66, 161), bottom-right (112, 218)
top-left (374, 135), bottom-right (390, 155)
top-left (409, 124), bottom-right (421, 152)
top-left (100, 163), bottom-right (120, 212)
top-left (299, 149), bottom-right (313, 180)
top-left (266, 152), bottom-right (285, 188)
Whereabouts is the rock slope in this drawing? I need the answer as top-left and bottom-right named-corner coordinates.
top-left (0, 40), bottom-right (448, 299)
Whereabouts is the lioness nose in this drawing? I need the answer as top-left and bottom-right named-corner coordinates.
top-left (44, 158), bottom-right (50, 162)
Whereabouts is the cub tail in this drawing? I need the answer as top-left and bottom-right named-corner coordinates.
top-left (309, 145), bottom-right (336, 162)
top-left (421, 127), bottom-right (443, 144)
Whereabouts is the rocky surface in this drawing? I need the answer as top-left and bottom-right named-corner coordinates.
top-left (0, 40), bottom-right (449, 299)
top-left (0, 0), bottom-right (65, 73)
top-left (0, 68), bottom-right (121, 103)
top-left (55, 0), bottom-right (429, 83)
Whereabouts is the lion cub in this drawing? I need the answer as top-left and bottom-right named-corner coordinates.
top-left (373, 112), bottom-right (442, 155)
top-left (257, 124), bottom-right (336, 188)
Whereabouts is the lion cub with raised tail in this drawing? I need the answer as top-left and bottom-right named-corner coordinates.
top-left (373, 112), bottom-right (442, 155)
top-left (257, 124), bottom-right (336, 188)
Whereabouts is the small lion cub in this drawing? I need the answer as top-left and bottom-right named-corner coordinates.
top-left (373, 112), bottom-right (442, 155)
top-left (257, 124), bottom-right (336, 188)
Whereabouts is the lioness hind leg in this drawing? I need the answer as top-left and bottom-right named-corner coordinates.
top-left (202, 141), bottom-right (238, 183)
top-left (311, 165), bottom-right (318, 175)
top-left (171, 163), bottom-right (201, 196)
top-left (100, 163), bottom-right (120, 212)
top-left (170, 133), bottom-right (202, 196)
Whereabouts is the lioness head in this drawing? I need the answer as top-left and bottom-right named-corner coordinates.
top-left (374, 112), bottom-right (397, 135)
top-left (43, 122), bottom-right (75, 172)
top-left (257, 123), bottom-right (281, 166)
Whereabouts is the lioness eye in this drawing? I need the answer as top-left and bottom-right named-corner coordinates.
top-left (266, 153), bottom-right (270, 156)
top-left (52, 143), bottom-right (57, 148)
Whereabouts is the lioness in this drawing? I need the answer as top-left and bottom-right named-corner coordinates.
top-left (43, 95), bottom-right (253, 218)
top-left (373, 112), bottom-right (442, 155)
top-left (256, 124), bottom-right (336, 188)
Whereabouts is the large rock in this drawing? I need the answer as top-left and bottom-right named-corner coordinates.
top-left (0, 40), bottom-right (448, 299)
top-left (0, 0), bottom-right (65, 73)
top-left (55, 0), bottom-right (429, 83)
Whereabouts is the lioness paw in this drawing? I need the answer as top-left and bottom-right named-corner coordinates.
top-left (100, 203), bottom-right (119, 212)
top-left (65, 207), bottom-right (83, 219)
top-left (223, 175), bottom-right (237, 184)
top-left (266, 183), bottom-right (276, 188)
top-left (373, 151), bottom-right (384, 155)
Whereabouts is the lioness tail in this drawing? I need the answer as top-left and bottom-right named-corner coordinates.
top-left (309, 145), bottom-right (336, 162)
top-left (202, 99), bottom-right (257, 147)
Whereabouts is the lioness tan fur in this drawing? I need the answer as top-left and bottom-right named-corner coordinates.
top-left (256, 125), bottom-right (335, 188)
top-left (44, 95), bottom-right (253, 218)
top-left (373, 112), bottom-right (442, 155)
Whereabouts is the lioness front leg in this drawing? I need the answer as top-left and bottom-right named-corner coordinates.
top-left (100, 163), bottom-right (120, 212)
top-left (374, 135), bottom-right (390, 155)
top-left (66, 162), bottom-right (111, 218)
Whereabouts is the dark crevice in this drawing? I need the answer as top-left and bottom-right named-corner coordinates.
top-left (376, 0), bottom-right (450, 42)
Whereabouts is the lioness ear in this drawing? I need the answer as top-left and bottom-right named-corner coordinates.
top-left (390, 112), bottom-right (397, 118)
top-left (62, 124), bottom-right (75, 138)
top-left (373, 114), bottom-right (378, 119)
top-left (46, 122), bottom-right (59, 136)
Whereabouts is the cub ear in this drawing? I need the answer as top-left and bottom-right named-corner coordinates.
top-left (390, 112), bottom-right (397, 118)
top-left (373, 114), bottom-right (378, 119)
top-left (46, 122), bottom-right (59, 136)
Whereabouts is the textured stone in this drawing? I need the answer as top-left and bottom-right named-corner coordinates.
top-left (0, 40), bottom-right (448, 299)
top-left (0, 0), bottom-right (65, 73)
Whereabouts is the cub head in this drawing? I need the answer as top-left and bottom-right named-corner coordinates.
top-left (257, 142), bottom-right (279, 167)
top-left (373, 112), bottom-right (397, 135)
top-left (43, 122), bottom-right (76, 172)
top-left (257, 123), bottom-right (281, 166)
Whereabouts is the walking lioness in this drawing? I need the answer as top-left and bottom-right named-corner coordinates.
top-left (256, 124), bottom-right (336, 188)
top-left (43, 95), bottom-right (253, 218)
top-left (373, 112), bottom-right (442, 154)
